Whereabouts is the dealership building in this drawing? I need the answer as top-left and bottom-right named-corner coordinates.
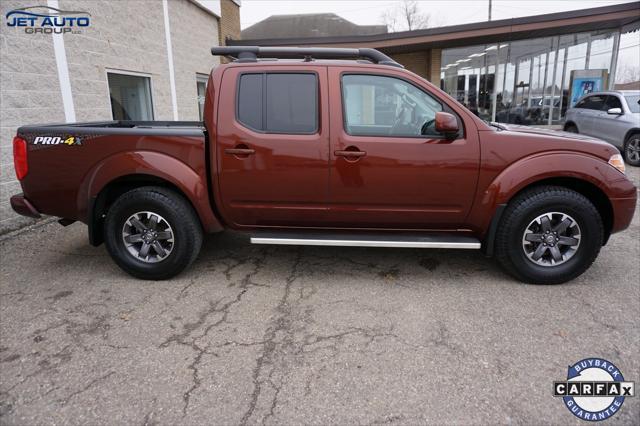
top-left (232, 2), bottom-right (640, 126)
top-left (0, 0), bottom-right (240, 232)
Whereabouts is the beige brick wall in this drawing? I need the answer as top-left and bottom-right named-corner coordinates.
top-left (0, 0), bottom-right (225, 233)
top-left (1, 0), bottom-right (66, 232)
top-left (170, 0), bottom-right (220, 120)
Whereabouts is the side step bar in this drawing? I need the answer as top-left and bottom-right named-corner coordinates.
top-left (250, 232), bottom-right (480, 249)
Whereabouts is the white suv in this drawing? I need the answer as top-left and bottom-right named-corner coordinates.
top-left (564, 91), bottom-right (640, 166)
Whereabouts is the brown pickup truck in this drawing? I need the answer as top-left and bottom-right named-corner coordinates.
top-left (10, 47), bottom-right (637, 283)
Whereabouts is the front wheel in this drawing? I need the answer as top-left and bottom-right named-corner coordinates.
top-left (104, 186), bottom-right (203, 280)
top-left (495, 186), bottom-right (603, 284)
top-left (624, 133), bottom-right (640, 166)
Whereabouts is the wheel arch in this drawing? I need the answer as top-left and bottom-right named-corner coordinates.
top-left (623, 128), bottom-right (640, 143)
top-left (81, 151), bottom-right (223, 246)
top-left (483, 176), bottom-right (614, 256)
top-left (563, 121), bottom-right (578, 131)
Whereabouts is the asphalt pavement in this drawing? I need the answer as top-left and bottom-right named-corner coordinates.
top-left (1, 167), bottom-right (639, 425)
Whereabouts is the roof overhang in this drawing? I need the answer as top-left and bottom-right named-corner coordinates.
top-left (229, 2), bottom-right (640, 53)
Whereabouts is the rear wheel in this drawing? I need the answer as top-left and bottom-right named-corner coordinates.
top-left (624, 133), bottom-right (640, 166)
top-left (495, 186), bottom-right (603, 284)
top-left (564, 124), bottom-right (578, 133)
top-left (104, 186), bottom-right (203, 280)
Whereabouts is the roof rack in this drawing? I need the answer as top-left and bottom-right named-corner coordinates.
top-left (210, 46), bottom-right (404, 68)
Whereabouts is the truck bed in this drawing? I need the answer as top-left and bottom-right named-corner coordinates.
top-left (18, 120), bottom-right (204, 136)
top-left (16, 120), bottom-right (209, 226)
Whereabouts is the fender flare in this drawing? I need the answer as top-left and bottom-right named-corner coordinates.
top-left (78, 151), bottom-right (223, 239)
top-left (473, 151), bottom-right (623, 245)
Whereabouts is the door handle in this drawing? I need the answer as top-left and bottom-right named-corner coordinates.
top-left (224, 147), bottom-right (255, 155)
top-left (334, 150), bottom-right (366, 158)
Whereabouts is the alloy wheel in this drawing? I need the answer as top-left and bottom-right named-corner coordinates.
top-left (521, 212), bottom-right (581, 267)
top-left (626, 138), bottom-right (640, 163)
top-left (122, 211), bottom-right (174, 263)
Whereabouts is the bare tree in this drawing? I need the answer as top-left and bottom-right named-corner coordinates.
top-left (381, 0), bottom-right (431, 32)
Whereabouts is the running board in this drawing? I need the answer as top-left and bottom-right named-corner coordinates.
top-left (250, 231), bottom-right (481, 249)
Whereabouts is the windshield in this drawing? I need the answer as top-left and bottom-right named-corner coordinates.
top-left (625, 95), bottom-right (640, 113)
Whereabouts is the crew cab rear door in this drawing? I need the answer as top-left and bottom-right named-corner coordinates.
top-left (215, 66), bottom-right (330, 227)
top-left (326, 67), bottom-right (480, 229)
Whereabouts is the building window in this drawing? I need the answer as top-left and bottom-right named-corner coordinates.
top-left (236, 73), bottom-right (318, 134)
top-left (196, 74), bottom-right (208, 121)
top-left (107, 72), bottom-right (153, 121)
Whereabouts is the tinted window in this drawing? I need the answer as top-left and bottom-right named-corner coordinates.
top-left (603, 95), bottom-right (622, 111)
top-left (237, 73), bottom-right (318, 133)
top-left (341, 74), bottom-right (443, 137)
top-left (237, 74), bottom-right (263, 130)
top-left (581, 95), bottom-right (607, 110)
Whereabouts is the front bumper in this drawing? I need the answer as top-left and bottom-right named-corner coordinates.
top-left (610, 195), bottom-right (637, 234)
top-left (10, 194), bottom-right (41, 218)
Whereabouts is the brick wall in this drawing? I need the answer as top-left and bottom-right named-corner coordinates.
top-left (0, 0), bottom-right (226, 233)
top-left (0, 0), bottom-right (66, 232)
top-left (219, 0), bottom-right (241, 45)
top-left (389, 49), bottom-right (442, 85)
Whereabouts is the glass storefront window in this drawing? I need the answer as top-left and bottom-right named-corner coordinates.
top-left (440, 28), bottom-right (626, 127)
top-left (615, 28), bottom-right (640, 89)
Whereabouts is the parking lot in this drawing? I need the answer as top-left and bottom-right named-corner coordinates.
top-left (1, 167), bottom-right (638, 425)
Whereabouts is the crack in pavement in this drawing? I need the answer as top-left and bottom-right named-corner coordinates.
top-left (157, 249), bottom-right (268, 417)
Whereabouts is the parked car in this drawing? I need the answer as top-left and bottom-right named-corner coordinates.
top-left (564, 90), bottom-right (640, 166)
top-left (10, 47), bottom-right (637, 284)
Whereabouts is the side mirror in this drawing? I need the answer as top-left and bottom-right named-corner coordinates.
top-left (607, 107), bottom-right (623, 115)
top-left (435, 111), bottom-right (459, 137)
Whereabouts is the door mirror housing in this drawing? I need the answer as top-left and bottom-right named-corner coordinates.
top-left (435, 111), bottom-right (459, 137)
top-left (607, 107), bottom-right (623, 115)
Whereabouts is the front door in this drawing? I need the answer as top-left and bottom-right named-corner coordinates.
top-left (216, 66), bottom-right (330, 227)
top-left (327, 69), bottom-right (480, 229)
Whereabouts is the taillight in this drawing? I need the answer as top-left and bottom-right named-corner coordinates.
top-left (13, 136), bottom-right (28, 180)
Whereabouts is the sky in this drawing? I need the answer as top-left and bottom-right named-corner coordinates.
top-left (240, 0), bottom-right (639, 30)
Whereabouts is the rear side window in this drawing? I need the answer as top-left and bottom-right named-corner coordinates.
top-left (237, 73), bottom-right (318, 134)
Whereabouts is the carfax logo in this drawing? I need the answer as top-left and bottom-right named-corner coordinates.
top-left (33, 136), bottom-right (82, 146)
top-left (554, 358), bottom-right (635, 421)
top-left (5, 5), bottom-right (91, 34)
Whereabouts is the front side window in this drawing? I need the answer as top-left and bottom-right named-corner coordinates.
top-left (237, 73), bottom-right (318, 134)
top-left (603, 95), bottom-right (622, 111)
top-left (107, 72), bottom-right (153, 120)
top-left (341, 74), bottom-right (443, 137)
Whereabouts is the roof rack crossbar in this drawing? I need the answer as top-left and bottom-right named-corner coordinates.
top-left (211, 46), bottom-right (403, 68)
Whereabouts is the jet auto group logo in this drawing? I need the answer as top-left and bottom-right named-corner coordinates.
top-left (554, 358), bottom-right (635, 421)
top-left (5, 5), bottom-right (91, 34)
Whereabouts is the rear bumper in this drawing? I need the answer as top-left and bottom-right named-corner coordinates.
top-left (10, 194), bottom-right (41, 218)
top-left (611, 195), bottom-right (637, 234)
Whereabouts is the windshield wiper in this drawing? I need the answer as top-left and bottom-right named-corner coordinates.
top-left (487, 121), bottom-right (505, 131)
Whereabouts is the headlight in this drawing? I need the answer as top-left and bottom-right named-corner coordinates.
top-left (608, 154), bottom-right (626, 174)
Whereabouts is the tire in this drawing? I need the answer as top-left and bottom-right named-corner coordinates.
top-left (104, 186), bottom-right (203, 280)
top-left (495, 186), bottom-right (603, 284)
top-left (564, 124), bottom-right (578, 133)
top-left (623, 133), bottom-right (640, 167)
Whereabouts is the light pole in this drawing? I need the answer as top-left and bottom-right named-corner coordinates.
top-left (488, 0), bottom-right (492, 21)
